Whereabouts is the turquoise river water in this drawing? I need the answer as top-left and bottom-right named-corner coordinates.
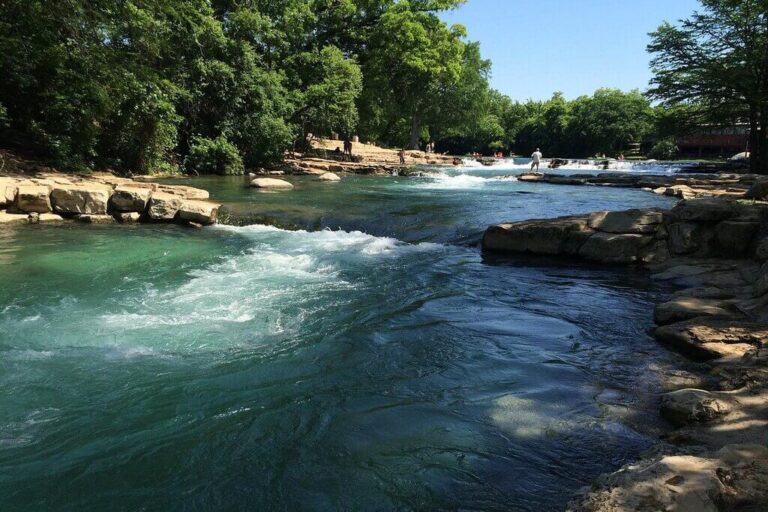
top-left (1, 163), bottom-right (685, 510)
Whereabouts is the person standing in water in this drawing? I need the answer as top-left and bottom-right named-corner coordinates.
top-left (531, 148), bottom-right (542, 171)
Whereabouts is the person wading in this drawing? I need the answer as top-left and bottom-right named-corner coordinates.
top-left (531, 148), bottom-right (542, 171)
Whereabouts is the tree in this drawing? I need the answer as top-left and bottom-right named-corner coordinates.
top-left (648, 0), bottom-right (768, 173)
top-left (363, 3), bottom-right (465, 148)
top-left (568, 89), bottom-right (654, 157)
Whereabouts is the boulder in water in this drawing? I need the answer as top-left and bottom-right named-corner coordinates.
top-left (177, 200), bottom-right (219, 225)
top-left (249, 178), bottom-right (294, 189)
top-left (317, 172), bottom-right (341, 182)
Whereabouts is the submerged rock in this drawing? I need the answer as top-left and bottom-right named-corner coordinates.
top-left (75, 214), bottom-right (116, 224)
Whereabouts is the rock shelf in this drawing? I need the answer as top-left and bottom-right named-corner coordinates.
top-left (0, 174), bottom-right (220, 226)
top-left (516, 171), bottom-right (768, 200)
top-left (483, 197), bottom-right (768, 511)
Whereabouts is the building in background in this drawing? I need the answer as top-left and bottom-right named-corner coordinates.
top-left (676, 124), bottom-right (750, 159)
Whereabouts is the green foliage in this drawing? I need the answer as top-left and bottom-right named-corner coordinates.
top-left (185, 135), bottom-right (244, 175)
top-left (648, 139), bottom-right (679, 160)
top-left (648, 0), bottom-right (768, 173)
top-left (0, 0), bottom-right (727, 169)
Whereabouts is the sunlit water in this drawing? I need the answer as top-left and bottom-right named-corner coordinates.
top-left (0, 165), bottom-right (684, 510)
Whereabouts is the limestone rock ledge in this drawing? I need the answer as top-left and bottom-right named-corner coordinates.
top-left (0, 174), bottom-right (220, 226)
top-left (568, 444), bottom-right (768, 512)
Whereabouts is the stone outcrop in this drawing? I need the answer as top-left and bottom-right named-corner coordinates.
top-left (16, 185), bottom-right (52, 213)
top-left (0, 174), bottom-right (220, 227)
top-left (110, 185), bottom-right (152, 212)
top-left (249, 178), bottom-right (294, 189)
top-left (50, 184), bottom-right (111, 215)
top-left (483, 198), bottom-right (768, 265)
top-left (177, 200), bottom-right (218, 225)
top-left (655, 318), bottom-right (767, 361)
top-left (147, 192), bottom-right (184, 220)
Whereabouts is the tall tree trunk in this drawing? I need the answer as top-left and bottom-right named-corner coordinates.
top-left (758, 106), bottom-right (768, 174)
top-left (749, 105), bottom-right (760, 174)
top-left (409, 112), bottom-right (421, 150)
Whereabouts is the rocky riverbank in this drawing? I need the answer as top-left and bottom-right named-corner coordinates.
top-left (483, 198), bottom-right (768, 510)
top-left (516, 171), bottom-right (768, 200)
top-left (0, 174), bottom-right (220, 226)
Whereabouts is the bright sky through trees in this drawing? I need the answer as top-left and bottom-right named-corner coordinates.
top-left (441, 0), bottom-right (702, 101)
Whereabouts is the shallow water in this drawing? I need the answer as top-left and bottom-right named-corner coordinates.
top-left (0, 166), bottom-right (681, 510)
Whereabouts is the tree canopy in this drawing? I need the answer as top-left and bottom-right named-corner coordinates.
top-left (648, 0), bottom-right (768, 173)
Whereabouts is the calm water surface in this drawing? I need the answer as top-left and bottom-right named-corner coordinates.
top-left (0, 164), bottom-right (681, 510)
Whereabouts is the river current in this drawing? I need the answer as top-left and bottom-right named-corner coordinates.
top-left (1, 163), bottom-right (684, 510)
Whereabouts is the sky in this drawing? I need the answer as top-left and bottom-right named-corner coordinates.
top-left (441, 0), bottom-right (702, 101)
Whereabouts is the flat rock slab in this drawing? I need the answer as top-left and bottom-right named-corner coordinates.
top-left (482, 216), bottom-right (592, 255)
top-left (588, 209), bottom-right (664, 234)
top-left (655, 318), bottom-right (768, 361)
top-left (671, 198), bottom-right (738, 222)
top-left (654, 297), bottom-right (743, 325)
top-left (0, 210), bottom-right (29, 224)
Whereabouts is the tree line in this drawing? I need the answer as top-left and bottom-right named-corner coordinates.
top-left (0, 0), bottom-right (765, 174)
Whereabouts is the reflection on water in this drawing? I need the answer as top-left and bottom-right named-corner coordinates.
top-left (0, 169), bottom-right (683, 510)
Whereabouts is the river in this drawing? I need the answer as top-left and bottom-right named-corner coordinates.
top-left (0, 163), bottom-right (686, 510)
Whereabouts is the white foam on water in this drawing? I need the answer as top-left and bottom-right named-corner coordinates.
top-left (415, 173), bottom-right (491, 190)
top-left (89, 225), bottom-right (446, 353)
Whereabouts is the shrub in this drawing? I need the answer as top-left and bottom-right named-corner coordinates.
top-left (185, 135), bottom-right (244, 175)
top-left (648, 139), bottom-right (678, 160)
